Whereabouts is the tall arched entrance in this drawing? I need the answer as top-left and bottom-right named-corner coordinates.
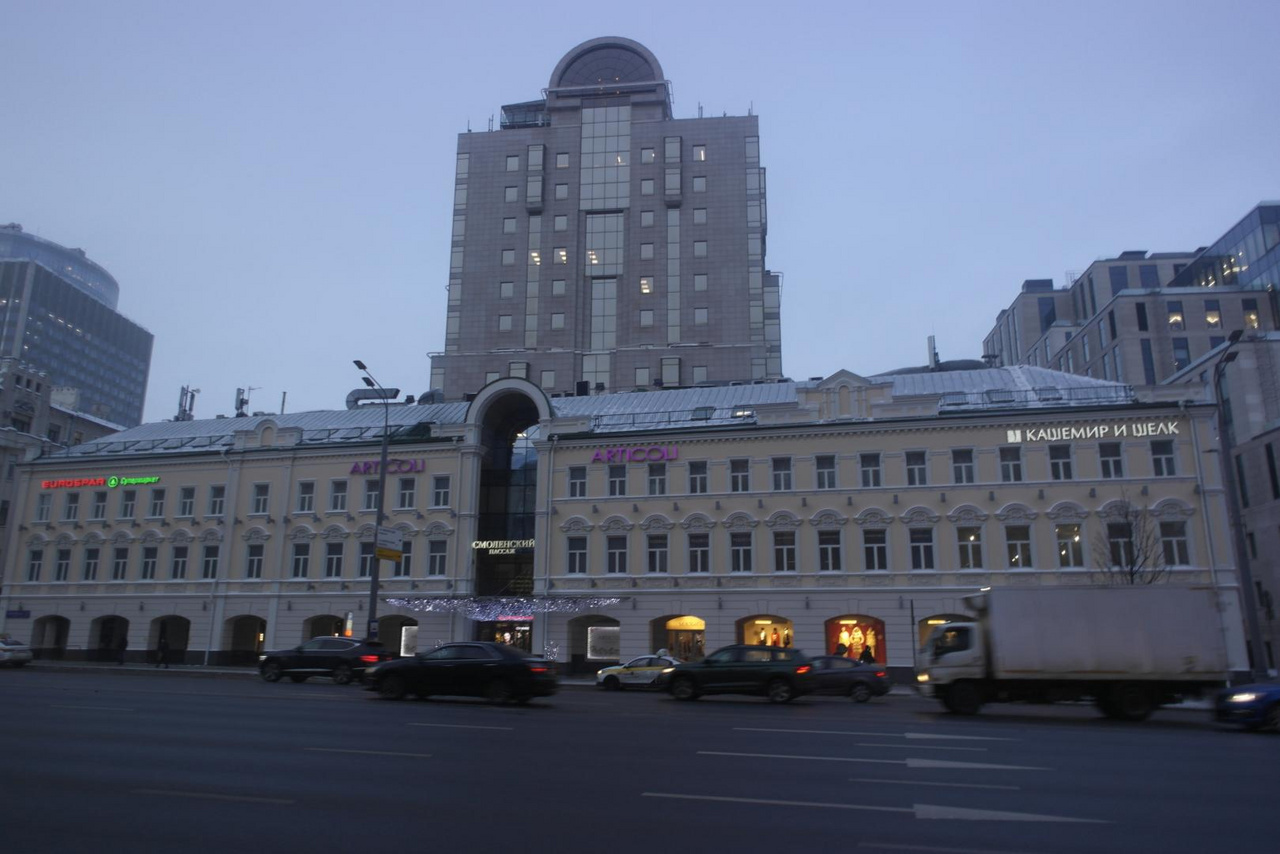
top-left (735, 614), bottom-right (794, 648)
top-left (150, 615), bottom-right (191, 665)
top-left (568, 614), bottom-right (620, 674)
top-left (651, 614), bottom-right (706, 661)
top-left (222, 615), bottom-right (266, 665)
top-left (304, 614), bottom-right (344, 640)
top-left (31, 615), bottom-right (70, 659)
top-left (89, 615), bottom-right (129, 663)
top-left (378, 614), bottom-right (419, 656)
top-left (824, 615), bottom-right (887, 664)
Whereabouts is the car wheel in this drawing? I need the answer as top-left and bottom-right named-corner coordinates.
top-left (377, 675), bottom-right (407, 700)
top-left (767, 679), bottom-right (795, 704)
top-left (1263, 703), bottom-right (1280, 732)
top-left (850, 683), bottom-right (873, 703)
top-left (603, 675), bottom-right (622, 691)
top-left (260, 662), bottom-right (282, 683)
top-left (942, 681), bottom-right (982, 715)
top-left (486, 679), bottom-right (513, 704)
top-left (331, 664), bottom-right (354, 685)
top-left (289, 674), bottom-right (309, 683)
top-left (670, 676), bottom-right (699, 701)
top-left (1109, 684), bottom-right (1154, 722)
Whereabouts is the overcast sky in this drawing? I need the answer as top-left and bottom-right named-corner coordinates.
top-left (3, 0), bottom-right (1277, 424)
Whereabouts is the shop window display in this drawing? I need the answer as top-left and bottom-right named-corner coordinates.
top-left (737, 615), bottom-right (793, 648)
top-left (658, 614), bottom-right (705, 661)
top-left (825, 615), bottom-right (886, 664)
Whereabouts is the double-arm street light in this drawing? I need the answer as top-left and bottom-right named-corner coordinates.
top-left (1212, 330), bottom-right (1269, 681)
top-left (354, 359), bottom-right (394, 641)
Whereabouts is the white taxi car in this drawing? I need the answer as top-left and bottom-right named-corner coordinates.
top-left (596, 654), bottom-right (681, 690)
top-left (0, 637), bottom-right (33, 667)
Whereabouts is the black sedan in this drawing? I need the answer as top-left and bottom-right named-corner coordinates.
top-left (258, 637), bottom-right (394, 684)
top-left (363, 641), bottom-right (558, 704)
top-left (808, 656), bottom-right (892, 702)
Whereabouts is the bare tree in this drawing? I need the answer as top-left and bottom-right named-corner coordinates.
top-left (1091, 496), bottom-right (1169, 585)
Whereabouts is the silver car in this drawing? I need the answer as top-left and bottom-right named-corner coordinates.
top-left (0, 638), bottom-right (33, 668)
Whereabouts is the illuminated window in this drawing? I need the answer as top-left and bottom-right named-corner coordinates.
top-left (554, 247), bottom-right (567, 264)
top-left (1056, 524), bottom-right (1083, 567)
top-left (1006, 526), bottom-right (1032, 568)
top-left (693, 144), bottom-right (706, 161)
top-left (1167, 300), bottom-right (1185, 330)
top-left (1204, 298), bottom-right (1221, 329)
top-left (640, 276), bottom-right (653, 294)
top-left (641, 148), bottom-right (655, 164)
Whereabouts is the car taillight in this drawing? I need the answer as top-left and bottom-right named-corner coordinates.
top-left (875, 671), bottom-right (887, 678)
top-left (528, 665), bottom-right (549, 674)
top-left (794, 665), bottom-right (811, 675)
top-left (359, 655), bottom-right (380, 663)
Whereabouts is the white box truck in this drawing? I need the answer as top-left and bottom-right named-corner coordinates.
top-left (915, 586), bottom-right (1236, 721)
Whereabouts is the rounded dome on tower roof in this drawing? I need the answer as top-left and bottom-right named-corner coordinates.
top-left (549, 37), bottom-right (664, 90)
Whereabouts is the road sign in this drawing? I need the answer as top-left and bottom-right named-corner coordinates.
top-left (375, 525), bottom-right (402, 561)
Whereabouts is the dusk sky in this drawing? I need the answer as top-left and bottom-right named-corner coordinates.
top-left (3, 0), bottom-right (1277, 424)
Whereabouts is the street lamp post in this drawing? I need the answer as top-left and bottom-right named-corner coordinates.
top-left (1212, 331), bottom-right (1269, 681)
top-left (354, 360), bottom-right (393, 641)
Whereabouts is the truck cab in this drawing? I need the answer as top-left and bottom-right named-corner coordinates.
top-left (916, 622), bottom-right (985, 698)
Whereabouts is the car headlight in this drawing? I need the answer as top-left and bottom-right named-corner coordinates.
top-left (662, 667), bottom-right (675, 674)
top-left (916, 673), bottom-right (929, 683)
top-left (258, 655), bottom-right (267, 662)
top-left (1227, 692), bottom-right (1260, 703)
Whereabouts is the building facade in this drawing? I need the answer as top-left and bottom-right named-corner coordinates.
top-left (0, 368), bottom-right (1249, 678)
top-left (429, 37), bottom-right (784, 399)
top-left (0, 224), bottom-right (154, 427)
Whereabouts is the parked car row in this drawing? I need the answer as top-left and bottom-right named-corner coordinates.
top-left (654, 645), bottom-right (892, 703)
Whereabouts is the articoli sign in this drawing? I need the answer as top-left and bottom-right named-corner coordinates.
top-left (591, 445), bottom-right (679, 463)
top-left (1006, 420), bottom-right (1180, 444)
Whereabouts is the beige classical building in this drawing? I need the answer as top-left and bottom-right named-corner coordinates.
top-left (0, 367), bottom-right (1249, 678)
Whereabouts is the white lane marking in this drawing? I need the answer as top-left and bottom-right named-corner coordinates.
top-left (644, 793), bottom-right (1105, 823)
top-left (858, 843), bottom-right (1038, 853)
top-left (700, 751), bottom-right (1049, 771)
top-left (851, 777), bottom-right (1021, 792)
top-left (855, 743), bottom-right (988, 752)
top-left (303, 747), bottom-right (432, 759)
top-left (131, 789), bottom-right (294, 805)
top-left (734, 727), bottom-right (1014, 742)
top-left (407, 722), bottom-right (513, 731)
top-left (50, 704), bottom-right (135, 712)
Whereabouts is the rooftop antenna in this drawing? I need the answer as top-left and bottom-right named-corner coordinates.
top-left (175, 385), bottom-right (200, 421)
top-left (698, 102), bottom-right (703, 118)
top-left (235, 386), bottom-right (260, 417)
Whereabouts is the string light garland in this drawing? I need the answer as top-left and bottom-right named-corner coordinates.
top-left (384, 595), bottom-right (626, 622)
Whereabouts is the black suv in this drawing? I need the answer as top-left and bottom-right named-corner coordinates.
top-left (259, 637), bottom-right (394, 684)
top-left (664, 644), bottom-right (814, 703)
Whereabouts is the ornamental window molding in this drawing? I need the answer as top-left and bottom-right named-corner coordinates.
top-left (356, 523), bottom-right (378, 542)
top-left (995, 502), bottom-right (1039, 523)
top-left (25, 533), bottom-right (50, 548)
top-left (171, 529), bottom-right (194, 545)
top-left (808, 509), bottom-right (848, 529)
top-left (1096, 499), bottom-right (1140, 522)
top-left (242, 526), bottom-right (271, 544)
top-left (421, 521), bottom-right (452, 538)
top-left (559, 515), bottom-right (594, 534)
top-left (140, 529), bottom-right (165, 545)
top-left (321, 525), bottom-right (350, 541)
top-left (945, 504), bottom-right (989, 526)
top-left (854, 507), bottom-right (894, 528)
top-left (639, 514), bottom-right (674, 532)
top-left (679, 512), bottom-right (717, 532)
top-left (288, 525), bottom-right (317, 542)
top-left (722, 512), bottom-right (759, 532)
top-left (600, 515), bottom-right (635, 533)
top-left (764, 510), bottom-right (802, 530)
top-left (54, 532), bottom-right (77, 547)
top-left (1044, 501), bottom-right (1087, 523)
top-left (1150, 498), bottom-right (1195, 520)
top-left (899, 505), bottom-right (941, 526)
top-left (109, 531), bottom-right (134, 545)
top-left (197, 527), bottom-right (224, 544)
top-left (82, 531), bottom-right (106, 546)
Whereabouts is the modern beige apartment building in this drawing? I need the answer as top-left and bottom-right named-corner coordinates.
top-left (0, 367), bottom-right (1250, 678)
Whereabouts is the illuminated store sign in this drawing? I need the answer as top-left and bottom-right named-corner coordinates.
top-left (1007, 420), bottom-right (1180, 444)
top-left (590, 445), bottom-right (679, 463)
top-left (471, 539), bottom-right (535, 555)
top-left (42, 475), bottom-right (161, 490)
top-left (350, 458), bottom-right (425, 475)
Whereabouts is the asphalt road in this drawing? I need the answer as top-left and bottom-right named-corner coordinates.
top-left (0, 668), bottom-right (1272, 854)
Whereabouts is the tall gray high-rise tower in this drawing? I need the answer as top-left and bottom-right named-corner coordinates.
top-left (429, 37), bottom-right (783, 398)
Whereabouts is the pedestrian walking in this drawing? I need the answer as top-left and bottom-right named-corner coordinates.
top-left (155, 637), bottom-right (170, 669)
top-left (115, 634), bottom-right (128, 665)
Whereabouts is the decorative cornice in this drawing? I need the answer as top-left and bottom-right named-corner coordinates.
top-left (679, 513), bottom-right (717, 532)
top-left (639, 514), bottom-right (675, 532)
top-left (1044, 501), bottom-right (1087, 522)
top-left (808, 509), bottom-right (848, 529)
top-left (899, 505), bottom-right (941, 526)
top-left (559, 515), bottom-right (595, 534)
top-left (764, 510), bottom-right (802, 530)
top-left (723, 512), bottom-right (759, 531)
top-left (853, 507), bottom-right (895, 528)
top-left (600, 515), bottom-right (635, 533)
top-left (945, 504), bottom-right (989, 525)
top-left (995, 502), bottom-right (1039, 523)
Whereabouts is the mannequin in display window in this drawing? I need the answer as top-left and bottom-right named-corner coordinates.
top-left (758, 628), bottom-right (767, 645)
top-left (770, 628), bottom-right (780, 647)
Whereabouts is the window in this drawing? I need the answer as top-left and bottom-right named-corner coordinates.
top-left (112, 547), bottom-right (128, 581)
top-left (772, 457), bottom-right (793, 491)
top-left (694, 307), bottom-right (708, 325)
top-left (910, 528), bottom-right (934, 570)
top-left (608, 465), bottom-right (627, 497)
top-left (864, 529), bottom-right (888, 570)
top-left (291, 543), bottom-right (310, 579)
top-left (394, 540), bottom-right (412, 576)
top-left (329, 481), bottom-right (348, 512)
top-left (504, 186), bottom-right (518, 203)
top-left (296, 481), bottom-right (315, 514)
top-left (1136, 303), bottom-right (1149, 332)
top-left (1049, 445), bottom-right (1073, 480)
top-left (1056, 524), bottom-right (1084, 567)
top-left (640, 210), bottom-right (654, 227)
top-left (905, 451), bottom-right (927, 486)
top-left (429, 475), bottom-right (449, 508)
top-left (363, 479), bottom-right (380, 512)
top-left (647, 463), bottom-right (667, 496)
top-left (1205, 299), bottom-right (1221, 329)
top-left (693, 208), bottom-right (707, 225)
top-left (567, 466), bottom-right (587, 498)
top-left (999, 447), bottom-right (1022, 483)
top-left (815, 455), bottom-right (837, 490)
top-left (639, 308), bottom-right (654, 327)
top-left (860, 453), bottom-right (881, 488)
top-left (325, 542), bottom-right (343, 577)
top-left (688, 461), bottom-right (708, 494)
top-left (1100, 443), bottom-right (1124, 478)
top-left (1160, 521), bottom-right (1189, 565)
top-left (640, 242), bottom-right (654, 260)
top-left (141, 547), bottom-right (157, 580)
top-left (556, 152), bottom-right (569, 169)
top-left (1268, 444), bottom-right (1280, 500)
top-left (648, 534), bottom-right (669, 573)
top-left (1172, 338), bottom-right (1190, 371)
top-left (252, 483), bottom-right (270, 515)
top-left (359, 542), bottom-right (376, 578)
top-left (63, 493), bottom-right (80, 521)
top-left (1166, 300), bottom-right (1185, 331)
top-left (83, 548), bottom-right (100, 581)
top-left (1139, 264), bottom-right (1160, 288)
top-left (1141, 339), bottom-right (1157, 385)
top-left (693, 240), bottom-right (707, 258)
top-left (181, 486), bottom-right (198, 516)
top-left (244, 544), bottom-right (262, 579)
top-left (91, 491), bottom-right (108, 520)
top-left (1244, 298), bottom-right (1260, 330)
top-left (555, 183), bottom-right (568, 200)
top-left (1151, 440), bottom-right (1176, 477)
top-left (640, 178), bottom-right (654, 195)
top-left (380, 478), bottom-right (409, 513)
top-left (692, 176), bottom-right (706, 193)
top-left (692, 144), bottom-right (706, 161)
top-left (1107, 522), bottom-right (1135, 567)
top-left (35, 493), bottom-right (51, 522)
top-left (1006, 526), bottom-right (1032, 568)
top-left (607, 536), bottom-right (628, 574)
top-left (503, 217), bottom-right (516, 234)
top-left (567, 536), bottom-right (587, 574)
top-left (55, 549), bottom-right (71, 581)
top-left (148, 489), bottom-right (166, 518)
top-left (551, 214), bottom-right (568, 233)
top-left (429, 540), bottom-right (449, 576)
top-left (207, 485), bottom-right (224, 517)
top-left (171, 546), bottom-right (189, 580)
top-left (641, 147), bottom-right (655, 164)
top-left (1237, 454), bottom-right (1250, 508)
top-left (694, 273), bottom-right (707, 292)
top-left (27, 549), bottom-right (44, 581)
top-left (498, 314), bottom-right (513, 332)
top-left (773, 531), bottom-right (796, 573)
top-left (1109, 265), bottom-right (1129, 296)
top-left (688, 533), bottom-right (710, 573)
top-left (499, 281), bottom-right (515, 299)
top-left (730, 458), bottom-right (750, 492)
top-left (730, 532), bottom-right (752, 573)
top-left (818, 530), bottom-right (841, 572)
top-left (952, 450), bottom-right (975, 484)
top-left (506, 154), bottom-right (519, 171)
top-left (957, 527), bottom-right (983, 570)
top-left (551, 312), bottom-right (565, 329)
